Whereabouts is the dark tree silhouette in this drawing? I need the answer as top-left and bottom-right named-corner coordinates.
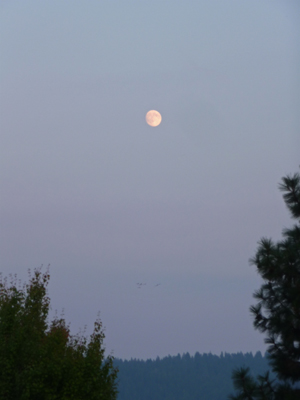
top-left (0, 267), bottom-right (118, 400)
top-left (230, 169), bottom-right (300, 399)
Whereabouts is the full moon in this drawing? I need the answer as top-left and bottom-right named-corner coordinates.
top-left (145, 110), bottom-right (162, 127)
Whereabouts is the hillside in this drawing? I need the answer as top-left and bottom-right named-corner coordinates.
top-left (114, 352), bottom-right (272, 400)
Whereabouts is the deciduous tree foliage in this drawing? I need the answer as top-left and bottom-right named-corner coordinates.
top-left (229, 170), bottom-right (300, 400)
top-left (0, 268), bottom-right (118, 400)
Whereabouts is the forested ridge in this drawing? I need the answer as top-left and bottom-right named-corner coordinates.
top-left (114, 351), bottom-right (271, 400)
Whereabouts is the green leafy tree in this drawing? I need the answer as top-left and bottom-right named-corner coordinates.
top-left (0, 267), bottom-right (118, 400)
top-left (229, 170), bottom-right (300, 400)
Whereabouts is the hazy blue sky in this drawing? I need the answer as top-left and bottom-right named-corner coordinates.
top-left (1, 0), bottom-right (299, 360)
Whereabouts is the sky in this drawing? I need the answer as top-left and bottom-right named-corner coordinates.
top-left (1, 0), bottom-right (299, 360)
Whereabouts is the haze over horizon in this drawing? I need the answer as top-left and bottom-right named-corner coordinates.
top-left (1, 0), bottom-right (299, 360)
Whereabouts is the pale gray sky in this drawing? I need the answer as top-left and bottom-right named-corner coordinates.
top-left (1, 0), bottom-right (299, 359)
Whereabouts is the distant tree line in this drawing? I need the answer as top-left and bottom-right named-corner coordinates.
top-left (114, 352), bottom-right (271, 400)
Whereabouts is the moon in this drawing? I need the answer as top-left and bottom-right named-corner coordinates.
top-left (146, 110), bottom-right (162, 127)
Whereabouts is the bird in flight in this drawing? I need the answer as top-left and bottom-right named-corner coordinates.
top-left (136, 283), bottom-right (146, 289)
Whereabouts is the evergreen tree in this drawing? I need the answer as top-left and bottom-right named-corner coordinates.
top-left (229, 170), bottom-right (300, 399)
top-left (0, 267), bottom-right (118, 400)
